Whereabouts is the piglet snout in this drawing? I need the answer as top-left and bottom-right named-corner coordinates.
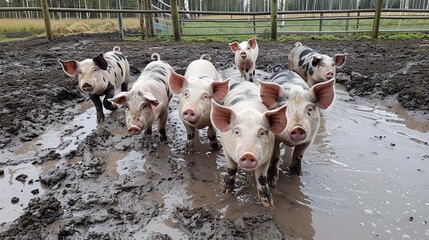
top-left (182, 108), bottom-right (199, 124)
top-left (239, 152), bottom-right (258, 169)
top-left (326, 71), bottom-right (334, 79)
top-left (240, 52), bottom-right (247, 59)
top-left (128, 125), bottom-right (142, 135)
top-left (82, 83), bottom-right (93, 92)
top-left (289, 126), bottom-right (307, 142)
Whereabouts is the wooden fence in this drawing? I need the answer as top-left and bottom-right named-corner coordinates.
top-left (1, 0), bottom-right (429, 41)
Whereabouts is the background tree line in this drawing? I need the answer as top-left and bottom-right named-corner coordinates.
top-left (1, 0), bottom-right (429, 19)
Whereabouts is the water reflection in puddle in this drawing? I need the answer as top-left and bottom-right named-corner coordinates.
top-left (184, 69), bottom-right (429, 240)
top-left (0, 100), bottom-right (99, 223)
top-left (104, 150), bottom-right (146, 177)
top-left (0, 162), bottom-right (45, 224)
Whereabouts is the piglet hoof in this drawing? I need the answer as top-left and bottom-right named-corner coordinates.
top-left (159, 129), bottom-right (168, 144)
top-left (260, 195), bottom-right (274, 207)
top-left (220, 177), bottom-right (235, 193)
top-left (289, 163), bottom-right (302, 176)
top-left (259, 189), bottom-right (274, 207)
top-left (185, 142), bottom-right (195, 154)
top-left (210, 142), bottom-right (222, 150)
top-left (96, 113), bottom-right (105, 124)
top-left (267, 176), bottom-right (278, 188)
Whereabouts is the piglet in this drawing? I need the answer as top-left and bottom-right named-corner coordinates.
top-left (229, 37), bottom-right (259, 82)
top-left (169, 54), bottom-right (230, 153)
top-left (109, 53), bottom-right (171, 143)
top-left (59, 46), bottom-right (130, 123)
top-left (288, 42), bottom-right (346, 86)
top-left (211, 81), bottom-right (287, 207)
top-left (260, 70), bottom-right (335, 180)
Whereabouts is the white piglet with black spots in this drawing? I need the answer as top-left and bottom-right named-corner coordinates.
top-left (59, 46), bottom-right (130, 123)
top-left (260, 70), bottom-right (335, 178)
top-left (229, 37), bottom-right (259, 82)
top-left (288, 42), bottom-right (346, 87)
top-left (109, 53), bottom-right (172, 143)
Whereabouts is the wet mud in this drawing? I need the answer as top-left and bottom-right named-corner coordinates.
top-left (0, 33), bottom-right (428, 239)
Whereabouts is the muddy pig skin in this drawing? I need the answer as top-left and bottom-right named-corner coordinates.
top-left (211, 81), bottom-right (287, 207)
top-left (260, 70), bottom-right (335, 179)
top-left (108, 53), bottom-right (171, 143)
top-left (229, 37), bottom-right (259, 82)
top-left (169, 55), bottom-right (230, 153)
top-left (288, 42), bottom-right (346, 87)
top-left (59, 46), bottom-right (130, 123)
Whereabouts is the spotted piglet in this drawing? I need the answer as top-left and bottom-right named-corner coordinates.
top-left (211, 81), bottom-right (287, 207)
top-left (288, 42), bottom-right (346, 87)
top-left (169, 54), bottom-right (230, 153)
top-left (59, 46), bottom-right (130, 123)
top-left (109, 53), bottom-right (171, 143)
top-left (260, 70), bottom-right (335, 179)
top-left (229, 37), bottom-right (259, 82)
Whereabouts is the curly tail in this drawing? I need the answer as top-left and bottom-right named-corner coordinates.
top-left (294, 42), bottom-right (302, 47)
top-left (112, 46), bottom-right (121, 52)
top-left (151, 53), bottom-right (161, 61)
top-left (272, 64), bottom-right (285, 72)
top-left (200, 54), bottom-right (211, 61)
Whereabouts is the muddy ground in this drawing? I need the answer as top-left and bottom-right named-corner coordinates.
top-left (0, 33), bottom-right (428, 239)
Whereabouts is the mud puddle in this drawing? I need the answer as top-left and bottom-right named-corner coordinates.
top-left (0, 101), bottom-right (98, 223)
top-left (1, 67), bottom-right (428, 239)
top-left (185, 82), bottom-right (429, 239)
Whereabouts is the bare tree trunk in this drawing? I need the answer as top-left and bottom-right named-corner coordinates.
top-left (84, 0), bottom-right (89, 20)
top-left (99, 0), bottom-right (102, 19)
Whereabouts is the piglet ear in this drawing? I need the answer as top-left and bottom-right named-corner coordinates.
top-left (248, 37), bottom-right (257, 49)
top-left (259, 81), bottom-right (284, 110)
top-left (59, 59), bottom-right (79, 77)
top-left (109, 92), bottom-right (129, 107)
top-left (93, 53), bottom-right (108, 70)
top-left (169, 67), bottom-right (188, 94)
top-left (310, 79), bottom-right (335, 109)
top-left (212, 79), bottom-right (230, 102)
top-left (311, 55), bottom-right (322, 67)
top-left (264, 105), bottom-right (287, 135)
top-left (229, 42), bottom-right (239, 52)
top-left (141, 91), bottom-right (161, 107)
top-left (334, 54), bottom-right (346, 68)
top-left (210, 100), bottom-right (236, 132)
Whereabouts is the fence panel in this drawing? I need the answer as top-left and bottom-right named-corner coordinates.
top-left (1, 6), bottom-right (429, 41)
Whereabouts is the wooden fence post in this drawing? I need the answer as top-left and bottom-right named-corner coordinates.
top-left (115, 0), bottom-right (124, 39)
top-left (144, 0), bottom-right (154, 37)
top-left (372, 0), bottom-right (383, 38)
top-left (137, 0), bottom-right (145, 39)
top-left (40, 0), bottom-right (52, 41)
top-left (271, 0), bottom-right (277, 40)
top-left (170, 0), bottom-right (181, 41)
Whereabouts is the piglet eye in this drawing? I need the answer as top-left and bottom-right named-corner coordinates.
top-left (308, 106), bottom-right (315, 116)
top-left (234, 129), bottom-right (240, 136)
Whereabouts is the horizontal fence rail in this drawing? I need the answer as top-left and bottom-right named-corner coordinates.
top-left (1, 5), bottom-right (429, 41)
